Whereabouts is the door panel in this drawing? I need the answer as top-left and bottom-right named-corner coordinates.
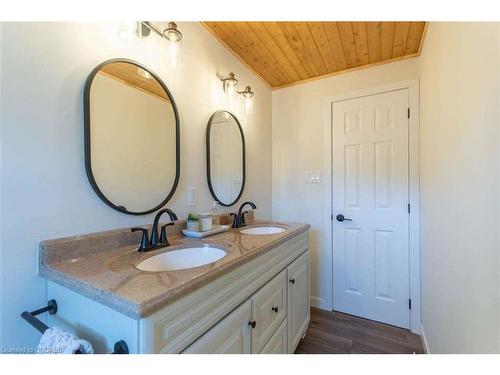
top-left (182, 300), bottom-right (251, 354)
top-left (344, 144), bottom-right (360, 208)
top-left (332, 89), bottom-right (410, 328)
top-left (260, 319), bottom-right (287, 354)
top-left (287, 252), bottom-right (310, 353)
top-left (345, 228), bottom-right (361, 294)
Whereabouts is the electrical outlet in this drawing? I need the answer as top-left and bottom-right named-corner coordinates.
top-left (188, 187), bottom-right (198, 206)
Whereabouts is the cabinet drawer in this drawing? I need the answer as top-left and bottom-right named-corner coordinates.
top-left (260, 318), bottom-right (287, 354)
top-left (250, 269), bottom-right (287, 353)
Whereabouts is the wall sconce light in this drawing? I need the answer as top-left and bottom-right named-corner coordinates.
top-left (138, 21), bottom-right (183, 68)
top-left (220, 72), bottom-right (255, 115)
top-left (162, 22), bottom-right (183, 68)
top-left (221, 72), bottom-right (239, 98)
top-left (239, 86), bottom-right (255, 115)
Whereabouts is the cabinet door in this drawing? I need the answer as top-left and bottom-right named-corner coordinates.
top-left (260, 319), bottom-right (287, 354)
top-left (287, 251), bottom-right (310, 353)
top-left (250, 270), bottom-right (287, 353)
top-left (182, 300), bottom-right (251, 354)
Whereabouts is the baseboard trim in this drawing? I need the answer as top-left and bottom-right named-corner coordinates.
top-left (420, 324), bottom-right (430, 354)
top-left (310, 296), bottom-right (328, 310)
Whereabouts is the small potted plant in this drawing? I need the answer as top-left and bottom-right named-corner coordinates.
top-left (186, 213), bottom-right (200, 232)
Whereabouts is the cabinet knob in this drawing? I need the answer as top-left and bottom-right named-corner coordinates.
top-left (248, 320), bottom-right (256, 328)
top-left (272, 306), bottom-right (279, 313)
top-left (289, 278), bottom-right (295, 284)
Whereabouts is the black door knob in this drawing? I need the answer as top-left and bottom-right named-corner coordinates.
top-left (289, 278), bottom-right (295, 284)
top-left (336, 214), bottom-right (352, 222)
top-left (272, 306), bottom-right (279, 313)
top-left (248, 320), bottom-right (256, 328)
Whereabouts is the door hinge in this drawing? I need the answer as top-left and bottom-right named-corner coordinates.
top-left (409, 299), bottom-right (412, 310)
top-left (407, 108), bottom-right (410, 119)
top-left (331, 214), bottom-right (333, 221)
top-left (408, 203), bottom-right (411, 214)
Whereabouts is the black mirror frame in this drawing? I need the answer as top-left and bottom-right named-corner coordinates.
top-left (83, 58), bottom-right (180, 215)
top-left (206, 110), bottom-right (246, 207)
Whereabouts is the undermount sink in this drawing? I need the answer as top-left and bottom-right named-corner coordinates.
top-left (136, 246), bottom-right (226, 272)
top-left (240, 226), bottom-right (286, 235)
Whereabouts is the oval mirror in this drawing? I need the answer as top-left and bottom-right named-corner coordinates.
top-left (206, 111), bottom-right (245, 206)
top-left (84, 59), bottom-right (180, 215)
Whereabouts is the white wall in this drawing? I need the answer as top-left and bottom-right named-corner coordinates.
top-left (272, 59), bottom-right (420, 309)
top-left (0, 22), bottom-right (272, 351)
top-left (419, 22), bottom-right (500, 353)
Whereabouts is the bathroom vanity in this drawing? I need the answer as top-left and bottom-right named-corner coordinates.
top-left (37, 60), bottom-right (311, 354)
top-left (39, 220), bottom-right (310, 354)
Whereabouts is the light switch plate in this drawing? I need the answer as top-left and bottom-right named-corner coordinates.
top-left (304, 171), bottom-right (321, 184)
top-left (188, 187), bottom-right (198, 206)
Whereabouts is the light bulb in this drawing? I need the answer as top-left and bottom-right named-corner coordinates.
top-left (244, 95), bottom-right (254, 115)
top-left (239, 86), bottom-right (254, 115)
top-left (222, 72), bottom-right (238, 99)
top-left (168, 38), bottom-right (182, 68)
top-left (226, 81), bottom-right (237, 98)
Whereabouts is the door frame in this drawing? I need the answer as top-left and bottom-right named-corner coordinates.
top-left (322, 79), bottom-right (421, 333)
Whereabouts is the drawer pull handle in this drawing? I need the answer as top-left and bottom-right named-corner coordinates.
top-left (289, 278), bottom-right (295, 284)
top-left (248, 320), bottom-right (256, 328)
top-left (272, 306), bottom-right (279, 313)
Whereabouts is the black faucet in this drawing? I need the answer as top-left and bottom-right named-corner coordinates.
top-left (150, 208), bottom-right (178, 246)
top-left (131, 208), bottom-right (178, 252)
top-left (230, 201), bottom-right (257, 228)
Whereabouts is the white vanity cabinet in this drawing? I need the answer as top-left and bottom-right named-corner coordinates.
top-left (184, 252), bottom-right (310, 354)
top-left (184, 270), bottom-right (289, 354)
top-left (47, 231), bottom-right (310, 354)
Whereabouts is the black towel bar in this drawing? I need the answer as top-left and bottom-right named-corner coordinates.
top-left (21, 299), bottom-right (58, 334)
top-left (21, 299), bottom-right (129, 354)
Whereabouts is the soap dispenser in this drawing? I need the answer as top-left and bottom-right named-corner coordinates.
top-left (211, 201), bottom-right (220, 227)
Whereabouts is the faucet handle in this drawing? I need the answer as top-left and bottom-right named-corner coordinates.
top-left (159, 222), bottom-right (175, 245)
top-left (229, 213), bottom-right (238, 228)
top-left (131, 227), bottom-right (149, 252)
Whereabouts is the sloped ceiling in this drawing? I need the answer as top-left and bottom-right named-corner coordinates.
top-left (203, 22), bottom-right (427, 89)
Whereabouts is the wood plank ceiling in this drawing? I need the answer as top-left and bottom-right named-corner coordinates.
top-left (203, 22), bottom-right (427, 89)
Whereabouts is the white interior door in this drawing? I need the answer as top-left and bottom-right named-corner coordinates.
top-left (332, 89), bottom-right (410, 328)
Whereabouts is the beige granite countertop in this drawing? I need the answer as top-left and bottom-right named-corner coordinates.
top-left (39, 220), bottom-right (310, 319)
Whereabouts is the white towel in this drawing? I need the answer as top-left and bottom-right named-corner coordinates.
top-left (36, 326), bottom-right (94, 354)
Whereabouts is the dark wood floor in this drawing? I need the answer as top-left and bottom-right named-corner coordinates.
top-left (295, 308), bottom-right (424, 354)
